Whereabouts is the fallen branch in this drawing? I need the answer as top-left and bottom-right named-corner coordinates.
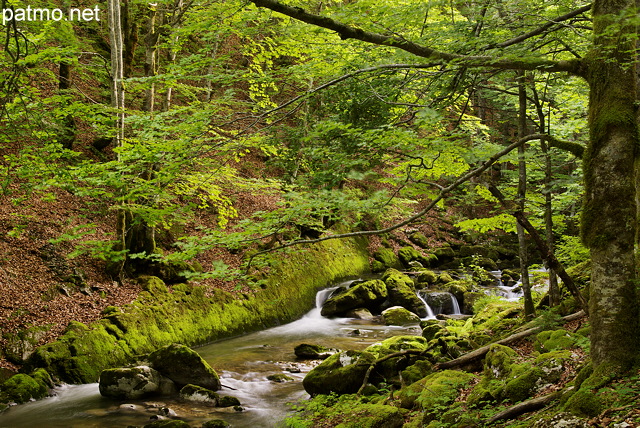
top-left (356, 349), bottom-right (429, 395)
top-left (434, 311), bottom-right (585, 371)
top-left (487, 390), bottom-right (562, 423)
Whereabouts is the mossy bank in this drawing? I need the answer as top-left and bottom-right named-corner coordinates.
top-left (13, 238), bottom-right (369, 387)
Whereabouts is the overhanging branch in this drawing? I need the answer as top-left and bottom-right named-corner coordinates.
top-left (249, 0), bottom-right (583, 75)
top-left (245, 133), bottom-right (553, 270)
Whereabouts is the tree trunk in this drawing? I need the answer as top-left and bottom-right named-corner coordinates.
top-left (582, 0), bottom-right (639, 370)
top-left (517, 72), bottom-right (535, 318)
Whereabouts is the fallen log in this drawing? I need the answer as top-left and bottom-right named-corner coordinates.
top-left (434, 310), bottom-right (585, 371)
top-left (487, 390), bottom-right (563, 423)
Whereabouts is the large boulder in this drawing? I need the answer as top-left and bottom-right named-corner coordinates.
top-left (302, 350), bottom-right (376, 396)
top-left (371, 247), bottom-right (402, 272)
top-left (179, 384), bottom-right (219, 405)
top-left (422, 291), bottom-right (457, 315)
top-left (294, 343), bottom-right (337, 360)
top-left (320, 280), bottom-right (387, 317)
top-left (99, 366), bottom-right (164, 399)
top-left (382, 269), bottom-right (427, 317)
top-left (148, 343), bottom-right (221, 390)
top-left (382, 306), bottom-right (421, 325)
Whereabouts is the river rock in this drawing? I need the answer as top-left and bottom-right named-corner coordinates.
top-left (381, 306), bottom-right (420, 325)
top-left (382, 269), bottom-right (427, 317)
top-left (148, 343), bottom-right (221, 390)
top-left (294, 343), bottom-right (337, 359)
top-left (302, 350), bottom-right (376, 396)
top-left (422, 291), bottom-right (456, 314)
top-left (202, 420), bottom-right (231, 428)
top-left (218, 395), bottom-right (241, 407)
top-left (143, 420), bottom-right (191, 428)
top-left (345, 308), bottom-right (375, 320)
top-left (371, 247), bottom-right (403, 272)
top-left (179, 384), bottom-right (219, 405)
top-left (320, 280), bottom-right (387, 317)
top-left (99, 366), bottom-right (164, 399)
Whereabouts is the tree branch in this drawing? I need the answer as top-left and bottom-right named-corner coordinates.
top-left (483, 4), bottom-right (593, 50)
top-left (249, 0), bottom-right (583, 74)
top-left (245, 133), bottom-right (552, 271)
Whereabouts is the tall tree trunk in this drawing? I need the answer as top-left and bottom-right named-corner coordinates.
top-left (517, 71), bottom-right (535, 318)
top-left (582, 0), bottom-right (639, 370)
top-left (531, 80), bottom-right (561, 307)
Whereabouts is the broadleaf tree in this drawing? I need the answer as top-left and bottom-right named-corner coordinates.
top-left (246, 0), bottom-right (640, 374)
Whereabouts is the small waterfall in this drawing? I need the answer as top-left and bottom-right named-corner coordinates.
top-left (449, 294), bottom-right (462, 315)
top-left (416, 292), bottom-right (436, 319)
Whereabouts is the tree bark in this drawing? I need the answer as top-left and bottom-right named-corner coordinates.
top-left (581, 0), bottom-right (640, 370)
top-left (516, 71), bottom-right (535, 318)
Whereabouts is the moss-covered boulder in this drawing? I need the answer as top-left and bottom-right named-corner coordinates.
top-left (535, 329), bottom-right (585, 353)
top-left (179, 384), bottom-right (219, 404)
top-left (371, 247), bottom-right (402, 272)
top-left (415, 270), bottom-right (438, 286)
top-left (467, 344), bottom-right (518, 405)
top-left (302, 350), bottom-right (376, 396)
top-left (144, 420), bottom-right (191, 428)
top-left (408, 231), bottom-right (430, 248)
top-left (382, 306), bottom-right (421, 325)
top-left (218, 395), bottom-right (241, 407)
top-left (398, 246), bottom-right (421, 267)
top-left (382, 269), bottom-right (427, 317)
top-left (433, 246), bottom-right (455, 263)
top-left (148, 343), bottom-right (220, 390)
top-left (399, 370), bottom-right (477, 421)
top-left (98, 366), bottom-right (164, 399)
top-left (327, 402), bottom-right (405, 428)
top-left (3, 325), bottom-right (51, 364)
top-left (294, 343), bottom-right (337, 360)
top-left (0, 370), bottom-right (50, 404)
top-left (421, 319), bottom-right (447, 341)
top-left (321, 280), bottom-right (388, 317)
top-left (462, 291), bottom-right (485, 315)
top-left (267, 373), bottom-right (294, 382)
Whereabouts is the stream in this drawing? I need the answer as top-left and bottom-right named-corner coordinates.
top-left (0, 280), bottom-right (424, 428)
top-left (0, 273), bottom-right (531, 427)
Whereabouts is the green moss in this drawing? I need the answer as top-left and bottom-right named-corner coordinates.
top-left (535, 329), bottom-right (584, 353)
top-left (334, 403), bottom-right (404, 428)
top-left (372, 247), bottom-right (402, 270)
top-left (398, 370), bottom-right (476, 422)
top-left (0, 373), bottom-right (49, 404)
top-left (26, 238), bottom-right (370, 383)
top-left (416, 270), bottom-right (437, 286)
top-left (398, 246), bottom-right (420, 267)
top-left (400, 360), bottom-right (432, 385)
top-left (303, 350), bottom-right (377, 396)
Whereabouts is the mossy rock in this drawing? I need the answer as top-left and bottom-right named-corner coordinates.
top-left (381, 306), bottom-right (420, 326)
top-left (138, 275), bottom-right (169, 295)
top-left (302, 350), bottom-right (377, 396)
top-left (436, 272), bottom-right (454, 284)
top-left (366, 335), bottom-right (429, 356)
top-left (398, 246), bottom-right (421, 267)
top-left (98, 365), bottom-right (163, 399)
top-left (535, 329), bottom-right (584, 353)
top-left (3, 325), bottom-right (51, 364)
top-left (0, 372), bottom-right (49, 404)
top-left (320, 280), bottom-right (388, 317)
top-left (458, 245), bottom-right (499, 260)
top-left (364, 335), bottom-right (430, 387)
top-left (398, 370), bottom-right (477, 420)
top-left (462, 291), bottom-right (485, 315)
top-left (179, 384), bottom-right (219, 404)
top-left (372, 247), bottom-right (402, 270)
top-left (416, 270), bottom-right (438, 286)
top-left (400, 360), bottom-right (432, 385)
top-left (421, 320), bottom-right (447, 341)
top-left (433, 246), bottom-right (455, 263)
top-left (294, 343), bottom-right (337, 359)
top-left (218, 395), bottom-right (241, 407)
top-left (382, 269), bottom-right (427, 317)
top-left (408, 231), bottom-right (430, 248)
top-left (267, 373), bottom-right (294, 382)
top-left (148, 343), bottom-right (220, 390)
top-left (331, 402), bottom-right (404, 428)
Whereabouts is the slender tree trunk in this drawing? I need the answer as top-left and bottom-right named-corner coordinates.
top-left (581, 0), bottom-right (639, 370)
top-left (516, 71), bottom-right (535, 318)
top-left (531, 81), bottom-right (561, 307)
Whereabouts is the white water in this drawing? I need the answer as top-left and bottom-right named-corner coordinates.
top-left (449, 293), bottom-right (462, 315)
top-left (416, 292), bottom-right (436, 319)
top-left (0, 279), bottom-right (421, 428)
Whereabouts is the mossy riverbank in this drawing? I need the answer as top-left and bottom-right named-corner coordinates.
top-left (1, 237), bottom-right (369, 403)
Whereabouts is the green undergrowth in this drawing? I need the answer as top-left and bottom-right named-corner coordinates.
top-left (15, 237), bottom-right (368, 384)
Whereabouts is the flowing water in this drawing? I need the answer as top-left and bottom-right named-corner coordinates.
top-left (0, 279), bottom-right (424, 428)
